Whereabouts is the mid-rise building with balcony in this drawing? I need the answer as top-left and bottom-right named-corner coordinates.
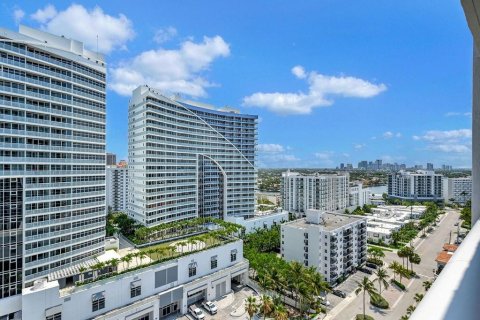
top-left (388, 170), bottom-right (444, 202)
top-left (443, 176), bottom-right (472, 205)
top-left (281, 171), bottom-right (349, 217)
top-left (280, 209), bottom-right (367, 284)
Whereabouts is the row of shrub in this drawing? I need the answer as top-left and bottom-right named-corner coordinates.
top-left (370, 293), bottom-right (389, 309)
top-left (391, 279), bottom-right (406, 290)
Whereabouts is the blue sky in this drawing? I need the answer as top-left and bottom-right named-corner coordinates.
top-left (1, 1), bottom-right (473, 168)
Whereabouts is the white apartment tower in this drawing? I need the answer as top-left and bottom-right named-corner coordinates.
top-left (443, 177), bottom-right (472, 205)
top-left (106, 165), bottom-right (128, 212)
top-left (281, 171), bottom-right (348, 216)
top-left (128, 86), bottom-right (257, 226)
top-left (0, 25), bottom-right (106, 313)
top-left (388, 170), bottom-right (443, 201)
top-left (281, 210), bottom-right (367, 283)
top-left (349, 183), bottom-right (371, 208)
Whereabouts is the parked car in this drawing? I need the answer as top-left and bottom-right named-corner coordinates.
top-left (332, 290), bottom-right (347, 298)
top-left (454, 222), bottom-right (459, 226)
top-left (189, 305), bottom-right (205, 319)
top-left (358, 267), bottom-right (373, 275)
top-left (366, 262), bottom-right (378, 269)
top-left (202, 301), bottom-right (218, 315)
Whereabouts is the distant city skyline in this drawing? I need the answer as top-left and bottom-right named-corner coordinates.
top-left (1, 1), bottom-right (472, 168)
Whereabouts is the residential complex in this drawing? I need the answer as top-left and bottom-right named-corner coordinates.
top-left (281, 171), bottom-right (349, 217)
top-left (106, 165), bottom-right (128, 212)
top-left (0, 24), bottom-right (106, 317)
top-left (281, 209), bottom-right (367, 283)
top-left (443, 177), bottom-right (472, 204)
top-left (128, 85), bottom-right (258, 226)
top-left (387, 170), bottom-right (444, 202)
top-left (348, 182), bottom-right (371, 208)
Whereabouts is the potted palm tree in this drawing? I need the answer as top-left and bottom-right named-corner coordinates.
top-left (245, 296), bottom-right (258, 320)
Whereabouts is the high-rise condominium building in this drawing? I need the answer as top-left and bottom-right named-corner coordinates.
top-left (281, 209), bottom-right (367, 284)
top-left (0, 25), bottom-right (106, 308)
top-left (388, 170), bottom-right (443, 201)
top-left (128, 85), bottom-right (257, 226)
top-left (281, 171), bottom-right (349, 216)
top-left (106, 165), bottom-right (128, 212)
top-left (106, 152), bottom-right (116, 166)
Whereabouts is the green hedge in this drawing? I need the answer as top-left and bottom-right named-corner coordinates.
top-left (370, 293), bottom-right (389, 309)
top-left (356, 315), bottom-right (374, 320)
top-left (391, 279), bottom-right (406, 290)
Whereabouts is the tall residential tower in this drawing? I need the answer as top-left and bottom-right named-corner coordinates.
top-left (128, 86), bottom-right (257, 226)
top-left (0, 25), bottom-right (106, 314)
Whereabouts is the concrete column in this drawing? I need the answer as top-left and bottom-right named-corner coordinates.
top-left (473, 44), bottom-right (480, 224)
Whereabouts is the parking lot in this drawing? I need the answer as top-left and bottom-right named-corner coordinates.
top-left (327, 269), bottom-right (374, 309)
top-left (177, 286), bottom-right (257, 320)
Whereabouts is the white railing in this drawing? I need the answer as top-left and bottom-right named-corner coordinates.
top-left (411, 219), bottom-right (480, 319)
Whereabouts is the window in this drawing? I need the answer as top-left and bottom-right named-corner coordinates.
top-left (230, 249), bottom-right (237, 262)
top-left (211, 256), bottom-right (218, 269)
top-left (188, 262), bottom-right (197, 277)
top-left (46, 313), bottom-right (61, 320)
top-left (130, 281), bottom-right (141, 298)
top-left (92, 292), bottom-right (105, 312)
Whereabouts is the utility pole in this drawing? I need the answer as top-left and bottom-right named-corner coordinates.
top-left (449, 230), bottom-right (452, 244)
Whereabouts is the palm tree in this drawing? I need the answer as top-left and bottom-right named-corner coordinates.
top-left (273, 303), bottom-right (288, 320)
top-left (389, 261), bottom-right (402, 282)
top-left (406, 305), bottom-right (416, 316)
top-left (414, 293), bottom-right (424, 304)
top-left (422, 280), bottom-right (432, 291)
top-left (258, 271), bottom-right (272, 293)
top-left (374, 268), bottom-right (390, 294)
top-left (409, 253), bottom-right (421, 273)
top-left (288, 261), bottom-right (304, 309)
top-left (78, 266), bottom-right (87, 282)
top-left (400, 315), bottom-right (409, 320)
top-left (245, 296), bottom-right (258, 320)
top-left (109, 258), bottom-right (119, 272)
top-left (355, 276), bottom-right (377, 320)
top-left (259, 294), bottom-right (273, 320)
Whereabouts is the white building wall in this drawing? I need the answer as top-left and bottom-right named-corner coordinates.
top-left (21, 241), bottom-right (246, 320)
top-left (225, 210), bottom-right (288, 233)
top-left (106, 166), bottom-right (128, 212)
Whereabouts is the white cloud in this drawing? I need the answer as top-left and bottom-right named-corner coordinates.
top-left (257, 143), bottom-right (285, 153)
top-left (31, 4), bottom-right (57, 23)
top-left (413, 129), bottom-right (471, 141)
top-left (153, 26), bottom-right (177, 44)
top-left (445, 112), bottom-right (471, 117)
top-left (314, 151), bottom-right (335, 160)
top-left (31, 4), bottom-right (135, 54)
top-left (383, 131), bottom-right (401, 139)
top-left (242, 66), bottom-right (387, 115)
top-left (429, 144), bottom-right (470, 153)
top-left (109, 35), bottom-right (230, 97)
top-left (13, 8), bottom-right (25, 24)
top-left (413, 129), bottom-right (471, 154)
top-left (354, 143), bottom-right (366, 150)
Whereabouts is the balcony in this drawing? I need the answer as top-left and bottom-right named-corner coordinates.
top-left (411, 219), bottom-right (480, 319)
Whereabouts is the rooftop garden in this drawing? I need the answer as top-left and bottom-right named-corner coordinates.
top-left (71, 215), bottom-right (243, 288)
top-left (107, 212), bottom-right (243, 245)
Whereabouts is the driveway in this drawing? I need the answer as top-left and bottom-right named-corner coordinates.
top-left (177, 286), bottom-right (257, 320)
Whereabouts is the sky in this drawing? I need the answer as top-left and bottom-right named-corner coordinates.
top-left (1, 1), bottom-right (473, 168)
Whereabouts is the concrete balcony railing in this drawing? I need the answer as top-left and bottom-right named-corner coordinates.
top-left (411, 219), bottom-right (480, 319)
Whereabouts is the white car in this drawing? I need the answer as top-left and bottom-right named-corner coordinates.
top-left (202, 301), bottom-right (218, 314)
top-left (318, 296), bottom-right (330, 306)
top-left (189, 306), bottom-right (205, 319)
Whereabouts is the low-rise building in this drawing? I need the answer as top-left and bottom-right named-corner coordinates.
top-left (280, 210), bottom-right (367, 284)
top-left (13, 238), bottom-right (247, 320)
top-left (226, 209), bottom-right (288, 233)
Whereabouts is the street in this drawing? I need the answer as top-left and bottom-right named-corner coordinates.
top-left (326, 208), bottom-right (461, 320)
